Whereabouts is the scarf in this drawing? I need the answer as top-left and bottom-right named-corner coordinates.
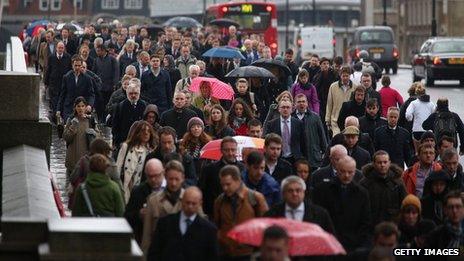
top-left (233, 117), bottom-right (246, 129)
top-left (300, 81), bottom-right (312, 90)
top-left (446, 221), bottom-right (464, 248)
top-left (165, 188), bottom-right (182, 206)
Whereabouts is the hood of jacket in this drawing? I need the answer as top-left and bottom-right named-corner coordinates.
top-left (85, 172), bottom-right (111, 188)
top-left (143, 104), bottom-right (159, 120)
top-left (362, 162), bottom-right (403, 181)
top-left (418, 94), bottom-right (430, 102)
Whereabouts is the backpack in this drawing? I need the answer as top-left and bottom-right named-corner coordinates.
top-left (433, 112), bottom-right (456, 141)
top-left (361, 61), bottom-right (375, 74)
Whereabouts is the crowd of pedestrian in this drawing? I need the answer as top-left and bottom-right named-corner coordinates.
top-left (23, 20), bottom-right (464, 260)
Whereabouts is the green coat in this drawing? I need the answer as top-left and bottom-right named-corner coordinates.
top-left (72, 171), bottom-right (125, 217)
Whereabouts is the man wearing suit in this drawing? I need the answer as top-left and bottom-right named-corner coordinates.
top-left (132, 51), bottom-right (151, 79)
top-left (309, 145), bottom-right (363, 190)
top-left (44, 41), bottom-right (72, 116)
top-left (119, 40), bottom-right (138, 77)
top-left (141, 54), bottom-right (172, 114)
top-left (59, 28), bottom-right (77, 56)
top-left (265, 176), bottom-right (335, 234)
top-left (264, 100), bottom-right (305, 164)
top-left (165, 38), bottom-right (181, 59)
top-left (56, 56), bottom-right (95, 122)
top-left (263, 133), bottom-right (294, 184)
top-left (38, 30), bottom-right (57, 77)
top-left (112, 79), bottom-right (147, 147)
top-left (241, 39), bottom-right (259, 66)
top-left (147, 186), bottom-right (219, 261)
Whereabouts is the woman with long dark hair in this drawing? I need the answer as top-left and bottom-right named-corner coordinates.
top-left (116, 121), bottom-right (157, 203)
top-left (228, 98), bottom-right (254, 136)
top-left (163, 54), bottom-right (182, 93)
top-left (63, 96), bottom-right (99, 181)
top-left (205, 104), bottom-right (235, 139)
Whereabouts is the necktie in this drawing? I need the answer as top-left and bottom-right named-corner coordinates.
top-left (282, 120), bottom-right (291, 155)
top-left (185, 218), bottom-right (192, 233)
top-left (289, 209), bottom-right (296, 220)
top-left (64, 39), bottom-right (67, 45)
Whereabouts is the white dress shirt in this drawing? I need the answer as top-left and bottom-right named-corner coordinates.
top-left (285, 202), bottom-right (305, 221)
top-left (179, 211), bottom-right (197, 235)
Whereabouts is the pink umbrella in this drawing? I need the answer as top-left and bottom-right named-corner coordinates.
top-left (227, 218), bottom-right (346, 256)
top-left (189, 77), bottom-right (235, 100)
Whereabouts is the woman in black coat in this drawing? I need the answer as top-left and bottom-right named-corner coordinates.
top-left (421, 170), bottom-right (451, 226)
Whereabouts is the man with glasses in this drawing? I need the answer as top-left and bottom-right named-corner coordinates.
top-left (426, 190), bottom-right (464, 249)
top-left (265, 100), bottom-right (305, 164)
top-left (125, 159), bottom-right (166, 244)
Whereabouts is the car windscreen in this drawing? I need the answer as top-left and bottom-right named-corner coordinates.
top-left (358, 30), bottom-right (393, 44)
top-left (432, 41), bottom-right (464, 53)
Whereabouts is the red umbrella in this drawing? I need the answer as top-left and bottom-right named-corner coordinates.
top-left (227, 218), bottom-right (346, 256)
top-left (189, 77), bottom-right (235, 100)
top-left (200, 136), bottom-right (264, 161)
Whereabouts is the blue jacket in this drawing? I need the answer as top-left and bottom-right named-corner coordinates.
top-left (141, 69), bottom-right (172, 114)
top-left (242, 171), bottom-right (281, 207)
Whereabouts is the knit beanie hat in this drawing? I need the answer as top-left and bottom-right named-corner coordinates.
top-left (187, 117), bottom-right (204, 131)
top-left (401, 194), bottom-right (422, 213)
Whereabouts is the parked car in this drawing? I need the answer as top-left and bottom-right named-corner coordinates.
top-left (349, 26), bottom-right (399, 74)
top-left (411, 37), bottom-right (464, 86)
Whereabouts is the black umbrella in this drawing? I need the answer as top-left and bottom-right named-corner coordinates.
top-left (209, 18), bottom-right (240, 28)
top-left (146, 24), bottom-right (164, 39)
top-left (163, 17), bottom-right (202, 28)
top-left (225, 66), bottom-right (276, 79)
top-left (251, 58), bottom-right (292, 76)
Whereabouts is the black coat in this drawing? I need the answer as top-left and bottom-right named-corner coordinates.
top-left (302, 63), bottom-right (321, 84)
top-left (199, 159), bottom-right (245, 217)
top-left (141, 69), bottom-right (172, 113)
top-left (264, 116), bottom-right (306, 159)
top-left (422, 110), bottom-right (464, 153)
top-left (92, 54), bottom-right (119, 92)
top-left (205, 125), bottom-right (235, 140)
top-left (322, 132), bottom-right (375, 166)
top-left (57, 71), bottom-right (95, 121)
top-left (348, 145), bottom-right (372, 170)
top-left (119, 53), bottom-right (137, 76)
top-left (425, 224), bottom-right (462, 249)
top-left (312, 179), bottom-right (372, 251)
top-left (360, 164), bottom-right (407, 225)
top-left (313, 68), bottom-right (339, 116)
top-left (112, 99), bottom-right (147, 146)
top-left (147, 212), bottom-right (219, 261)
top-left (44, 53), bottom-right (72, 93)
top-left (124, 182), bottom-right (152, 243)
top-left (144, 148), bottom-right (197, 186)
top-left (374, 125), bottom-right (413, 168)
top-left (265, 158), bottom-right (294, 184)
top-left (132, 61), bottom-right (150, 80)
top-left (60, 37), bottom-right (77, 56)
top-left (337, 100), bottom-right (366, 131)
top-left (398, 96), bottom-right (416, 134)
top-left (159, 108), bottom-right (197, 139)
top-left (264, 200), bottom-right (335, 234)
top-left (359, 114), bottom-right (387, 140)
top-left (309, 164), bottom-right (364, 191)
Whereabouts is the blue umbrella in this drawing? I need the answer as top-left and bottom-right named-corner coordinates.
top-left (203, 46), bottom-right (246, 60)
top-left (26, 20), bottom-right (50, 36)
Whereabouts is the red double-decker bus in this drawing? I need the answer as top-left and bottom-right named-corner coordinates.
top-left (205, 1), bottom-right (278, 56)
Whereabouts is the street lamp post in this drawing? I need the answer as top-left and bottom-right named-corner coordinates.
top-left (383, 0), bottom-right (387, 26)
top-left (431, 0), bottom-right (437, 36)
top-left (312, 0), bottom-right (316, 25)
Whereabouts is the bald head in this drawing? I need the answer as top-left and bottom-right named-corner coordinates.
top-left (345, 116), bottom-right (359, 128)
top-left (145, 159), bottom-right (164, 189)
top-left (329, 145), bottom-right (348, 167)
top-left (336, 156), bottom-right (357, 185)
top-left (182, 186), bottom-right (203, 217)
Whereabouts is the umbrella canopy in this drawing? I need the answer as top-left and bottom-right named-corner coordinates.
top-left (163, 17), bottom-right (202, 28)
top-left (251, 58), bottom-right (292, 76)
top-left (56, 23), bottom-right (83, 32)
top-left (200, 136), bottom-right (264, 161)
top-left (225, 66), bottom-right (277, 79)
top-left (146, 24), bottom-right (164, 39)
top-left (203, 46), bottom-right (246, 60)
top-left (228, 218), bottom-right (346, 256)
top-left (209, 18), bottom-right (240, 28)
top-left (189, 77), bottom-right (235, 100)
top-left (27, 20), bottom-right (50, 36)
